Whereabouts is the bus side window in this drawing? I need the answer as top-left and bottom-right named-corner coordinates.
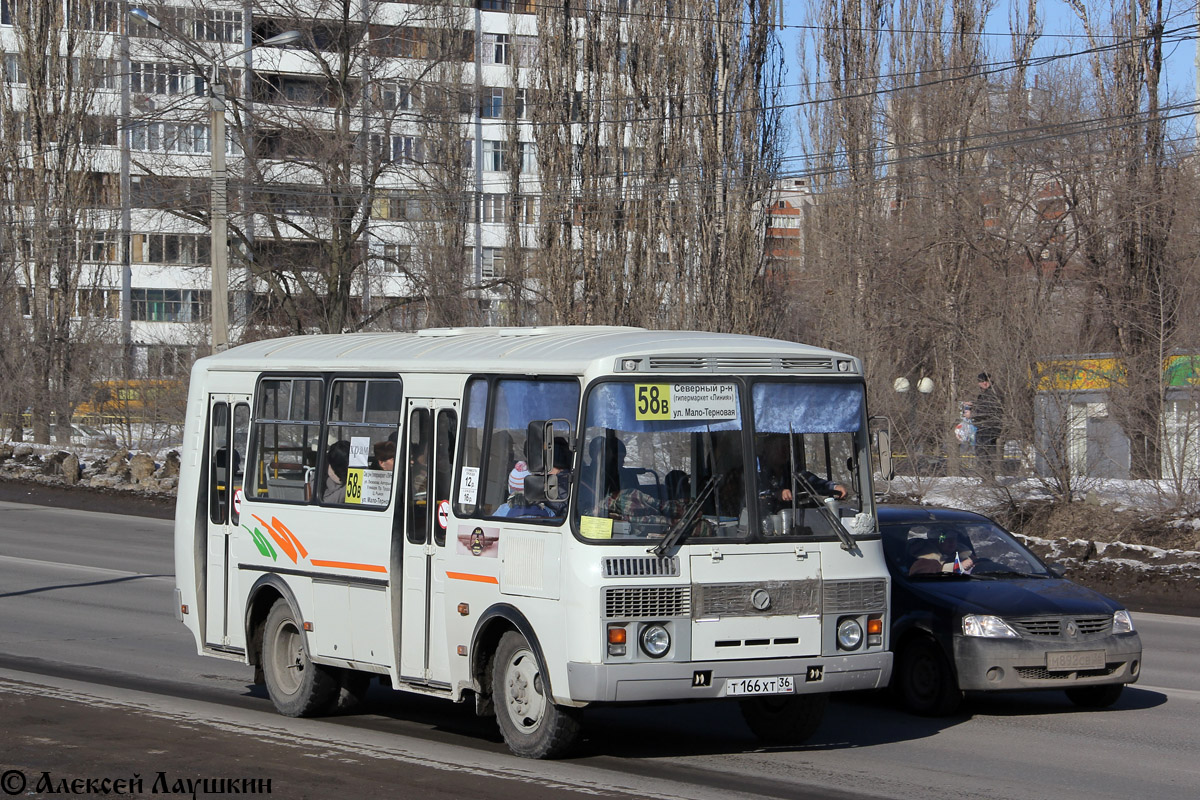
top-left (433, 409), bottom-right (457, 547)
top-left (209, 402), bottom-right (230, 523)
top-left (249, 378), bottom-right (324, 503)
top-left (406, 408), bottom-right (432, 543)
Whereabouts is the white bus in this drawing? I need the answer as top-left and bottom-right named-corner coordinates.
top-left (175, 326), bottom-right (893, 758)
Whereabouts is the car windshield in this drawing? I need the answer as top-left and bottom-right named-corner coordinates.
top-left (881, 519), bottom-right (1050, 578)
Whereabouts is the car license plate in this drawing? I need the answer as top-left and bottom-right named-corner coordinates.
top-left (1047, 650), bottom-right (1106, 671)
top-left (724, 675), bottom-right (795, 696)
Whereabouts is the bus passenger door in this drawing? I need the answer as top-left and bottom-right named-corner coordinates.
top-left (399, 400), bottom-right (458, 683)
top-left (205, 395), bottom-right (251, 648)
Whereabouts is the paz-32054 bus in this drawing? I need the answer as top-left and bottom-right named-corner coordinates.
top-left (175, 327), bottom-right (892, 757)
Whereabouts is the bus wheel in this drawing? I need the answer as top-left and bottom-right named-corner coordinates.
top-left (261, 600), bottom-right (337, 717)
top-left (739, 693), bottom-right (828, 745)
top-left (491, 631), bottom-right (581, 758)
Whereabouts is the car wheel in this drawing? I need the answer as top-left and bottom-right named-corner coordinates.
top-left (1065, 684), bottom-right (1124, 709)
top-left (739, 693), bottom-right (828, 745)
top-left (895, 638), bottom-right (962, 716)
top-left (491, 631), bottom-right (582, 758)
top-left (261, 599), bottom-right (337, 717)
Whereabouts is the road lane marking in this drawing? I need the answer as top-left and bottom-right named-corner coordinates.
top-left (0, 554), bottom-right (172, 582)
top-left (0, 669), bottom-right (742, 800)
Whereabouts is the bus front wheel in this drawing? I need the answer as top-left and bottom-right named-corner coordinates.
top-left (739, 693), bottom-right (828, 745)
top-left (491, 631), bottom-right (581, 758)
top-left (261, 599), bottom-right (337, 717)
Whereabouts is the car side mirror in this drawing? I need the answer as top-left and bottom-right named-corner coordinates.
top-left (1046, 563), bottom-right (1066, 579)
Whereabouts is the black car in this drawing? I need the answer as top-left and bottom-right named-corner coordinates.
top-left (879, 505), bottom-right (1142, 716)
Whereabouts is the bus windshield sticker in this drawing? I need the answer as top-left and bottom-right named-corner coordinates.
top-left (359, 469), bottom-right (392, 506)
top-left (344, 469), bottom-right (363, 503)
top-left (635, 383), bottom-right (737, 422)
top-left (458, 466), bottom-right (480, 505)
top-left (579, 516), bottom-right (614, 539)
top-left (349, 437), bottom-right (371, 467)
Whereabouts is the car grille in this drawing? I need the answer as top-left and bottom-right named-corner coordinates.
top-left (604, 586), bottom-right (691, 618)
top-left (1015, 665), bottom-right (1118, 681)
top-left (1008, 615), bottom-right (1113, 638)
top-left (692, 580), bottom-right (819, 618)
top-left (822, 579), bottom-right (888, 613)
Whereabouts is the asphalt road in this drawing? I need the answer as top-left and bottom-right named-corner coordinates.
top-left (1, 500), bottom-right (1198, 800)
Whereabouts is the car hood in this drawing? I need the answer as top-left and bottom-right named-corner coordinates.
top-left (903, 575), bottom-right (1122, 617)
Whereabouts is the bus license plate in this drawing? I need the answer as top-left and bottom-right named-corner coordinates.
top-left (724, 676), bottom-right (795, 697)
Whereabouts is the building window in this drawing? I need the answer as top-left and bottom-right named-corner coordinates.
top-left (480, 88), bottom-right (504, 119)
top-left (131, 288), bottom-right (211, 323)
top-left (483, 140), bottom-right (506, 172)
top-left (480, 193), bottom-right (507, 223)
top-left (519, 142), bottom-right (537, 173)
top-left (381, 244), bottom-right (411, 273)
top-left (133, 233), bottom-right (210, 265)
top-left (480, 247), bottom-right (504, 279)
top-left (484, 33), bottom-right (509, 65)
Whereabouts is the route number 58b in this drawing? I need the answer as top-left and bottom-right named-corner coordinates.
top-left (635, 384), bottom-right (671, 420)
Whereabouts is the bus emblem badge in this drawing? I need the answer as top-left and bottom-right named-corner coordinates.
top-left (470, 528), bottom-right (486, 556)
top-left (750, 589), bottom-right (772, 611)
top-left (692, 670), bottom-right (712, 688)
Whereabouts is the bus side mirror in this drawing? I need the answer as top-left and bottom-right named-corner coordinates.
top-left (871, 416), bottom-right (894, 480)
top-left (526, 420), bottom-right (548, 472)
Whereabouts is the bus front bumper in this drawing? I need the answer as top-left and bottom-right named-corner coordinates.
top-left (565, 651), bottom-right (892, 703)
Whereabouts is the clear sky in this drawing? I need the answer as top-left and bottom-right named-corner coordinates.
top-left (777, 0), bottom-right (1198, 162)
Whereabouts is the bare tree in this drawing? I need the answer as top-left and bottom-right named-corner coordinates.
top-left (0, 1), bottom-right (118, 443)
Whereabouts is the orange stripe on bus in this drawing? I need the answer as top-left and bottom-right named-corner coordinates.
top-left (310, 560), bottom-right (388, 573)
top-left (271, 517), bottom-right (308, 559)
top-left (446, 571), bottom-right (499, 584)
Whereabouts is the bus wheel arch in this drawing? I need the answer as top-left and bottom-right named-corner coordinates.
top-left (470, 605), bottom-right (551, 717)
top-left (244, 574), bottom-right (302, 671)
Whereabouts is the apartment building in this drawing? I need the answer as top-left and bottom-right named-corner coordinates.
top-left (2, 0), bottom-right (548, 376)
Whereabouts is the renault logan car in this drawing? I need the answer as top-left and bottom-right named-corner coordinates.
top-left (879, 505), bottom-right (1142, 715)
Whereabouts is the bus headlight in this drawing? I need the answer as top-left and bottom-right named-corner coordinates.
top-left (836, 617), bottom-right (864, 650)
top-left (639, 623), bottom-right (671, 658)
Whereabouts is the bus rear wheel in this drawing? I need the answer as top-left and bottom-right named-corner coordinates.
top-left (261, 599), bottom-right (337, 717)
top-left (739, 693), bottom-right (828, 745)
top-left (491, 631), bottom-right (581, 759)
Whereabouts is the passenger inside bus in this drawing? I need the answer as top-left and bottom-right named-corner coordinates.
top-left (374, 439), bottom-right (396, 471)
top-left (322, 440), bottom-right (351, 503)
top-left (497, 438), bottom-right (571, 519)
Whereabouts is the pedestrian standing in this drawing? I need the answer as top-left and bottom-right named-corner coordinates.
top-left (973, 373), bottom-right (1003, 470)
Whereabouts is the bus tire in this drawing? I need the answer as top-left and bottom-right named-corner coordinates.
top-left (739, 692), bottom-right (828, 745)
top-left (491, 631), bottom-right (581, 759)
top-left (261, 599), bottom-right (337, 717)
top-left (331, 669), bottom-right (372, 714)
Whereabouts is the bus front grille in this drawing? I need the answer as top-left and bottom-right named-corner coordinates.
top-left (603, 556), bottom-right (680, 578)
top-left (604, 586), bottom-right (692, 618)
top-left (692, 580), bottom-right (819, 618)
top-left (822, 579), bottom-right (887, 613)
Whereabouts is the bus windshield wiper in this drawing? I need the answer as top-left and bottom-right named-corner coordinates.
top-left (791, 470), bottom-right (858, 553)
top-left (651, 471), bottom-right (725, 557)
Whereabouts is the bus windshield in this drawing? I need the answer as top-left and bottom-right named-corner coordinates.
top-left (750, 381), bottom-right (865, 539)
top-left (573, 379), bottom-right (866, 544)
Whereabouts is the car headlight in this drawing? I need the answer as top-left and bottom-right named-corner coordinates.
top-left (962, 614), bottom-right (1020, 638)
top-left (837, 617), bottom-right (864, 650)
top-left (1113, 609), bottom-right (1135, 634)
top-left (639, 623), bottom-right (671, 658)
